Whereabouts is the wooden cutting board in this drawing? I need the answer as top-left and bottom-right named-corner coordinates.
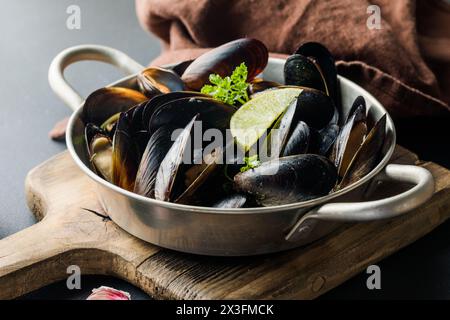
top-left (0, 146), bottom-right (449, 300)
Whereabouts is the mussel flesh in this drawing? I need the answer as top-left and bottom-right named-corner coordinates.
top-left (85, 124), bottom-right (113, 182)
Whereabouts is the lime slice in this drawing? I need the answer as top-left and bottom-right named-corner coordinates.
top-left (230, 88), bottom-right (303, 151)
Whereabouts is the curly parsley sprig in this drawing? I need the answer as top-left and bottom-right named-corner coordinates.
top-left (201, 62), bottom-right (250, 106)
top-left (240, 155), bottom-right (261, 172)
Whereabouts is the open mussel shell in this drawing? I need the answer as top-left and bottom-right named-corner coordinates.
top-left (82, 87), bottom-right (147, 126)
top-left (261, 88), bottom-right (335, 158)
top-left (181, 38), bottom-right (269, 90)
top-left (284, 54), bottom-right (327, 93)
top-left (85, 124), bottom-right (113, 182)
top-left (262, 98), bottom-right (298, 158)
top-left (175, 148), bottom-right (223, 205)
top-left (212, 194), bottom-right (248, 208)
top-left (330, 105), bottom-right (367, 177)
top-left (248, 79), bottom-right (281, 97)
top-left (137, 67), bottom-right (185, 98)
top-left (112, 112), bottom-right (142, 191)
top-left (234, 154), bottom-right (337, 206)
top-left (154, 116), bottom-right (197, 202)
top-left (345, 95), bottom-right (366, 124)
top-left (338, 114), bottom-right (387, 189)
top-left (167, 59), bottom-right (194, 76)
top-left (149, 97), bottom-right (236, 134)
top-left (134, 125), bottom-right (176, 198)
top-left (142, 91), bottom-right (209, 130)
top-left (294, 42), bottom-right (340, 110)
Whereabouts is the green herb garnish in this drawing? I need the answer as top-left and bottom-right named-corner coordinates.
top-left (201, 62), bottom-right (250, 106)
top-left (240, 155), bottom-right (261, 172)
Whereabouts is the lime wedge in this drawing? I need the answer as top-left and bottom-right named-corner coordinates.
top-left (230, 88), bottom-right (303, 151)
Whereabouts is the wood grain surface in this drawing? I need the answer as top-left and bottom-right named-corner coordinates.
top-left (0, 146), bottom-right (449, 299)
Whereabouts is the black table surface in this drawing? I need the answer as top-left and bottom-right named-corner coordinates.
top-left (1, 0), bottom-right (449, 300)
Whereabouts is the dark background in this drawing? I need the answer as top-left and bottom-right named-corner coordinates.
top-left (0, 0), bottom-right (449, 300)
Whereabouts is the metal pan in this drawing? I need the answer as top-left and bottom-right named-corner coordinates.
top-left (48, 45), bottom-right (435, 256)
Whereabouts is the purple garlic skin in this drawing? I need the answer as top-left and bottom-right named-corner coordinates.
top-left (86, 286), bottom-right (131, 300)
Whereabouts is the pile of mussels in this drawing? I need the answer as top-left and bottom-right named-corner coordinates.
top-left (82, 38), bottom-right (387, 208)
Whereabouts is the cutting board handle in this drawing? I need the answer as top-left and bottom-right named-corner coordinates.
top-left (0, 217), bottom-right (73, 299)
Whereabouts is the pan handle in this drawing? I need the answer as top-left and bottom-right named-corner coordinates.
top-left (48, 45), bottom-right (145, 111)
top-left (286, 164), bottom-right (434, 242)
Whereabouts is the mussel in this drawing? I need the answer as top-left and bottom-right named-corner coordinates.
top-left (330, 102), bottom-right (367, 177)
top-left (134, 125), bottom-right (176, 198)
top-left (154, 116), bottom-right (197, 202)
top-left (137, 67), bottom-right (185, 98)
top-left (142, 91), bottom-right (209, 131)
top-left (260, 88), bottom-right (337, 159)
top-left (234, 154), bottom-right (337, 206)
top-left (85, 124), bottom-right (113, 182)
top-left (149, 96), bottom-right (236, 134)
top-left (286, 42), bottom-right (340, 110)
top-left (248, 79), bottom-right (282, 97)
top-left (82, 87), bottom-right (147, 126)
top-left (282, 121), bottom-right (311, 157)
top-left (182, 38), bottom-right (269, 90)
top-left (112, 112), bottom-right (142, 191)
top-left (338, 114), bottom-right (387, 188)
top-left (153, 116), bottom-right (224, 204)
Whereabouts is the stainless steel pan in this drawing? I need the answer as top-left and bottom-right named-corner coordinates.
top-left (48, 45), bottom-right (435, 256)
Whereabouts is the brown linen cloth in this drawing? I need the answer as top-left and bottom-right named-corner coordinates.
top-left (135, 0), bottom-right (450, 121)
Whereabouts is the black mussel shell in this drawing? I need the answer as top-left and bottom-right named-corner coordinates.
top-left (212, 194), bottom-right (248, 208)
top-left (330, 105), bottom-right (367, 177)
top-left (134, 125), bottom-right (176, 198)
top-left (339, 114), bottom-right (387, 189)
top-left (137, 67), bottom-right (185, 98)
top-left (310, 123), bottom-right (340, 156)
top-left (175, 148), bottom-right (223, 204)
top-left (142, 91), bottom-right (209, 130)
top-left (248, 79), bottom-right (282, 97)
top-left (294, 88), bottom-right (336, 130)
top-left (282, 121), bottom-right (311, 157)
top-left (167, 59), bottom-right (194, 76)
top-left (82, 87), bottom-right (147, 126)
top-left (234, 154), bottom-right (338, 206)
top-left (149, 97), bottom-right (236, 134)
top-left (284, 54), bottom-right (327, 93)
top-left (345, 96), bottom-right (366, 124)
top-left (154, 116), bottom-right (197, 202)
top-left (182, 38), bottom-right (268, 91)
top-left (262, 99), bottom-right (298, 158)
top-left (112, 112), bottom-right (142, 191)
top-left (295, 42), bottom-right (340, 110)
